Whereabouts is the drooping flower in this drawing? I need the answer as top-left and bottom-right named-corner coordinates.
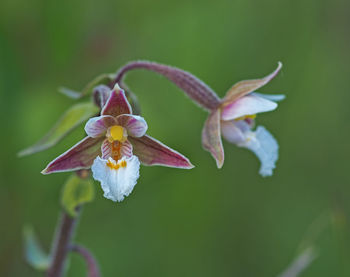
top-left (202, 62), bottom-right (284, 176)
top-left (42, 84), bottom-right (193, 202)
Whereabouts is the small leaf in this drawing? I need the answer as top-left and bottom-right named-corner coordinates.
top-left (23, 226), bottom-right (50, 271)
top-left (59, 73), bottom-right (115, 99)
top-left (81, 73), bottom-right (115, 97)
top-left (277, 247), bottom-right (318, 277)
top-left (59, 87), bottom-right (82, 99)
top-left (18, 102), bottom-right (99, 157)
top-left (62, 174), bottom-right (95, 217)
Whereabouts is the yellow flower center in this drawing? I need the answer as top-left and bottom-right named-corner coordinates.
top-left (107, 125), bottom-right (127, 143)
top-left (235, 114), bottom-right (256, 121)
top-left (106, 159), bottom-right (127, 170)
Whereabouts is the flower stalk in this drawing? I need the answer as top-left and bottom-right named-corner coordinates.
top-left (71, 244), bottom-right (100, 277)
top-left (113, 61), bottom-right (221, 110)
top-left (46, 208), bottom-right (81, 277)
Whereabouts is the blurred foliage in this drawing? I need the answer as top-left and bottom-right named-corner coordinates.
top-left (1, 0), bottom-right (350, 276)
top-left (23, 226), bottom-right (50, 271)
top-left (18, 102), bottom-right (99, 157)
top-left (61, 174), bottom-right (95, 217)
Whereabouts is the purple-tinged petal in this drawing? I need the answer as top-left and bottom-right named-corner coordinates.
top-left (121, 140), bottom-right (133, 158)
top-left (128, 135), bottom-right (194, 169)
top-left (221, 120), bottom-right (247, 144)
top-left (101, 84), bottom-right (132, 117)
top-left (93, 85), bottom-right (112, 109)
top-left (84, 115), bottom-right (117, 138)
top-left (101, 139), bottom-right (133, 160)
top-left (222, 62), bottom-right (282, 105)
top-left (116, 114), bottom-right (148, 138)
top-left (42, 137), bottom-right (104, 174)
top-left (221, 94), bottom-right (277, 121)
top-left (201, 109), bottom-right (224, 168)
top-left (101, 139), bottom-right (112, 159)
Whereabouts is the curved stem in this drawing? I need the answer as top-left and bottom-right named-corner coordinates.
top-left (113, 62), bottom-right (144, 84)
top-left (112, 61), bottom-right (221, 111)
top-left (71, 244), bottom-right (100, 277)
top-left (46, 208), bottom-right (81, 277)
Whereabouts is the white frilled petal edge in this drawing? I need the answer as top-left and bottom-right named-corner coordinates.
top-left (91, 155), bottom-right (140, 202)
top-left (222, 121), bottom-right (278, 177)
top-left (241, 126), bottom-right (278, 177)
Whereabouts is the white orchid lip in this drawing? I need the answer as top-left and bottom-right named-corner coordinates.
top-left (91, 156), bottom-right (140, 202)
top-left (221, 119), bottom-right (278, 177)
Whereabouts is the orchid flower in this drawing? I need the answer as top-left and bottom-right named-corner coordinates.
top-left (202, 62), bottom-right (284, 176)
top-left (42, 84), bottom-right (193, 202)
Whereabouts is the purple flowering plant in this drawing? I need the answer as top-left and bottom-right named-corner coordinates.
top-left (20, 61), bottom-right (283, 276)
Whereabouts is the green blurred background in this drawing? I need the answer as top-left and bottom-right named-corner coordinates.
top-left (1, 0), bottom-right (349, 276)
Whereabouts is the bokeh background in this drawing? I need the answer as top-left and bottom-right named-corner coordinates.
top-left (1, 0), bottom-right (349, 276)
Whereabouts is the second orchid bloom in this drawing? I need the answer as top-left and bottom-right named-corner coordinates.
top-left (202, 62), bottom-right (284, 176)
top-left (42, 85), bottom-right (193, 202)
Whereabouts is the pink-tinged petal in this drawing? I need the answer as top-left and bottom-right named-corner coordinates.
top-left (42, 137), bottom-right (104, 174)
top-left (221, 94), bottom-right (277, 121)
top-left (84, 115), bottom-right (117, 137)
top-left (222, 120), bottom-right (279, 176)
top-left (128, 135), bottom-right (194, 169)
top-left (101, 84), bottom-right (132, 117)
top-left (101, 139), bottom-right (133, 159)
top-left (121, 140), bottom-right (133, 158)
top-left (116, 114), bottom-right (148, 137)
top-left (221, 120), bottom-right (246, 144)
top-left (201, 109), bottom-right (224, 168)
top-left (222, 62), bottom-right (282, 104)
top-left (101, 139), bottom-right (112, 159)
